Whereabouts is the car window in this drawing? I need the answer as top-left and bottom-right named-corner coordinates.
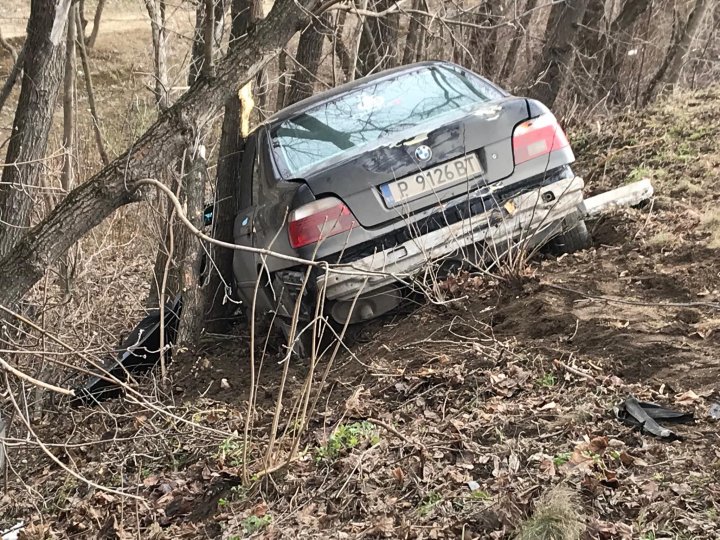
top-left (271, 66), bottom-right (503, 177)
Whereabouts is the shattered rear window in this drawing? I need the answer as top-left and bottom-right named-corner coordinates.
top-left (271, 66), bottom-right (503, 177)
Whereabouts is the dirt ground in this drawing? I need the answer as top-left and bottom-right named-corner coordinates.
top-left (2, 5), bottom-right (720, 539)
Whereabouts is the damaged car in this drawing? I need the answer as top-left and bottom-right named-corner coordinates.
top-left (232, 60), bottom-right (590, 334)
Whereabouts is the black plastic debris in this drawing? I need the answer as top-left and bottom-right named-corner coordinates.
top-left (72, 295), bottom-right (182, 405)
top-left (614, 395), bottom-right (694, 440)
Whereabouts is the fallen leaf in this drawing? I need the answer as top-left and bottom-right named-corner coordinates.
top-left (675, 390), bottom-right (701, 405)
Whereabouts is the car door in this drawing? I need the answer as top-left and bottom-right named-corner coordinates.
top-left (232, 133), bottom-right (265, 311)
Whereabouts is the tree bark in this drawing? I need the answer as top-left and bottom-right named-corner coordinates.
top-left (525, 0), bottom-right (590, 108)
top-left (286, 13), bottom-right (331, 106)
top-left (0, 0), bottom-right (319, 307)
top-left (0, 0), bottom-right (72, 258)
top-left (498, 0), bottom-right (538, 85)
top-left (85, 0), bottom-right (106, 48)
top-left (144, 0), bottom-right (169, 109)
top-left (176, 153), bottom-right (208, 343)
top-left (205, 0), bottom-right (258, 329)
top-left (61, 3), bottom-right (77, 192)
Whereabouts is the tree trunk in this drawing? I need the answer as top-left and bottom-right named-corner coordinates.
top-left (0, 0), bottom-right (72, 258)
top-left (644, 0), bottom-right (712, 102)
top-left (595, 0), bottom-right (652, 103)
top-left (356, 0), bottom-right (400, 77)
top-left (75, 9), bottom-right (110, 166)
top-left (205, 0), bottom-right (257, 329)
top-left (525, 0), bottom-right (590, 108)
top-left (85, 0), bottom-right (106, 48)
top-left (0, 27), bottom-right (17, 61)
top-left (189, 0), bottom-right (226, 85)
top-left (573, 0), bottom-right (605, 100)
top-left (498, 0), bottom-right (538, 85)
top-left (401, 0), bottom-right (426, 65)
top-left (144, 0), bottom-right (169, 109)
top-left (286, 13), bottom-right (331, 106)
top-left (0, 0), bottom-right (319, 307)
top-left (176, 153), bottom-right (208, 343)
top-left (0, 44), bottom-right (25, 115)
top-left (62, 4), bottom-right (77, 192)
top-left (276, 51), bottom-right (289, 110)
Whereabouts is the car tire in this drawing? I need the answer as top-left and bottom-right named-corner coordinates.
top-left (551, 218), bottom-right (591, 254)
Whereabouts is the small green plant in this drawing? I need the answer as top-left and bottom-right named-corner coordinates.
top-left (538, 373), bottom-right (557, 388)
top-left (418, 491), bottom-right (443, 516)
top-left (242, 514), bottom-right (272, 534)
top-left (216, 437), bottom-right (244, 467)
top-left (553, 452), bottom-right (572, 467)
top-left (470, 490), bottom-right (492, 501)
top-left (316, 421), bottom-right (380, 460)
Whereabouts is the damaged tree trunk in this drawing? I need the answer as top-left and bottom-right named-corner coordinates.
top-left (0, 0), bottom-right (72, 258)
top-left (205, 0), bottom-right (258, 330)
top-left (0, 0), bottom-right (319, 308)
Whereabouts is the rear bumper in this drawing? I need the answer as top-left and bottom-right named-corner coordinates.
top-left (320, 176), bottom-right (585, 301)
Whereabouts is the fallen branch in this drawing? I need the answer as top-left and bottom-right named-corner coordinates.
top-left (553, 359), bottom-right (597, 382)
top-left (0, 356), bottom-right (74, 396)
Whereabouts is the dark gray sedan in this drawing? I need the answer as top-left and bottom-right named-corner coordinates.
top-left (232, 61), bottom-right (588, 333)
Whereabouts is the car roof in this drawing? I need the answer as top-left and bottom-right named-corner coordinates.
top-left (263, 60), bottom-right (460, 127)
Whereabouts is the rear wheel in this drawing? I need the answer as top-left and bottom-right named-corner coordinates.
top-left (551, 217), bottom-right (591, 254)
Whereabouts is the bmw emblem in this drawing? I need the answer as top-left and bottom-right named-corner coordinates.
top-left (414, 144), bottom-right (432, 162)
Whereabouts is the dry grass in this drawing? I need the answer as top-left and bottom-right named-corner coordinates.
top-left (514, 487), bottom-right (586, 540)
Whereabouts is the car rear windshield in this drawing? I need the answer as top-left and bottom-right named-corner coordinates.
top-left (271, 66), bottom-right (503, 177)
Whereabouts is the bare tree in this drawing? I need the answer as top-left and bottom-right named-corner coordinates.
top-left (75, 9), bottom-right (110, 166)
top-left (85, 0), bottom-right (106, 48)
top-left (643, 0), bottom-right (714, 104)
top-left (205, 0), bottom-right (260, 329)
top-left (144, 0), bottom-right (169, 109)
top-left (189, 0), bottom-right (227, 84)
top-left (286, 13), bottom-right (332, 106)
top-left (0, 45), bottom-right (25, 114)
top-left (595, 0), bottom-right (652, 103)
top-left (356, 0), bottom-right (400, 76)
top-left (61, 3), bottom-right (77, 193)
top-left (401, 0), bottom-right (428, 66)
top-left (0, 0), bottom-right (72, 258)
top-left (0, 27), bottom-right (17, 61)
top-left (498, 0), bottom-right (538, 85)
top-left (526, 0), bottom-right (590, 107)
top-left (0, 0), bottom-right (321, 309)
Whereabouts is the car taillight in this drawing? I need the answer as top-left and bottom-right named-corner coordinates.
top-left (288, 197), bottom-right (358, 249)
top-left (512, 113), bottom-right (570, 165)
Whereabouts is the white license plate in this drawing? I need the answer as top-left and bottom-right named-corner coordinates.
top-left (380, 154), bottom-right (483, 207)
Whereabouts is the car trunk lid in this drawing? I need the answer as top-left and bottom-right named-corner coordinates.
top-left (301, 97), bottom-right (530, 228)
